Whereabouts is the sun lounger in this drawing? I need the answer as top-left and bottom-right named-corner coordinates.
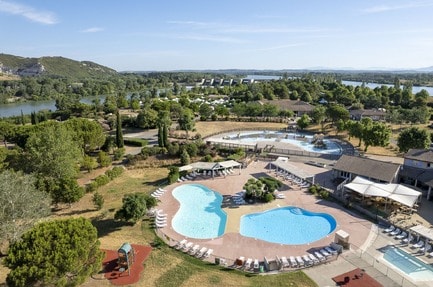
top-left (175, 239), bottom-right (187, 249)
top-left (276, 194), bottom-right (286, 199)
top-left (289, 256), bottom-right (298, 268)
top-left (320, 249), bottom-right (331, 258)
top-left (243, 258), bottom-right (253, 269)
top-left (396, 231), bottom-right (407, 240)
top-left (204, 249), bottom-right (213, 258)
top-left (177, 178), bottom-right (183, 182)
top-left (158, 187), bottom-right (167, 192)
top-left (196, 247), bottom-right (208, 257)
top-left (280, 256), bottom-right (290, 268)
top-left (384, 225), bottom-right (395, 233)
top-left (308, 254), bottom-right (319, 264)
top-left (413, 240), bottom-right (425, 249)
top-left (325, 246), bottom-right (338, 255)
top-left (390, 228), bottom-right (401, 236)
top-left (182, 242), bottom-right (193, 252)
top-left (155, 222), bottom-right (166, 228)
top-left (302, 255), bottom-right (313, 266)
top-left (314, 251), bottom-right (325, 261)
top-left (295, 256), bottom-right (305, 267)
top-left (151, 193), bottom-right (161, 198)
top-left (189, 244), bottom-right (200, 255)
top-left (181, 176), bottom-right (188, 181)
top-left (402, 234), bottom-right (413, 244)
top-left (420, 244), bottom-right (431, 253)
top-left (253, 259), bottom-right (259, 270)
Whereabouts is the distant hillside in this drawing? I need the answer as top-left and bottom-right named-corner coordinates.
top-left (0, 53), bottom-right (117, 79)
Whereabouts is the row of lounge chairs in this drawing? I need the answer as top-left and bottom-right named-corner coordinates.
top-left (384, 225), bottom-right (433, 256)
top-left (174, 239), bottom-right (213, 258)
top-left (275, 170), bottom-right (311, 188)
top-left (177, 172), bottom-right (197, 182)
top-left (235, 244), bottom-right (338, 272)
top-left (151, 188), bottom-right (167, 198)
top-left (151, 209), bottom-right (168, 228)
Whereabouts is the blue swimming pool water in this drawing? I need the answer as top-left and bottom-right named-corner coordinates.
top-left (221, 131), bottom-right (342, 155)
top-left (383, 246), bottom-right (433, 281)
top-left (172, 184), bottom-right (227, 239)
top-left (240, 206), bottom-right (337, 245)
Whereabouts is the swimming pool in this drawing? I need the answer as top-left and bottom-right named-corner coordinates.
top-left (172, 184), bottom-right (227, 239)
top-left (383, 246), bottom-right (433, 281)
top-left (213, 131), bottom-right (342, 155)
top-left (240, 206), bottom-right (337, 245)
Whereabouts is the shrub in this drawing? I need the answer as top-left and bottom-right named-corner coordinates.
top-left (97, 151), bottom-right (112, 167)
top-left (113, 147), bottom-right (125, 160)
top-left (92, 192), bottom-right (104, 210)
top-left (264, 192), bottom-right (274, 202)
top-left (124, 138), bottom-right (148, 147)
top-left (95, 174), bottom-right (110, 186)
top-left (168, 166), bottom-right (180, 184)
top-left (86, 181), bottom-right (99, 193)
top-left (319, 189), bottom-right (330, 199)
top-left (203, 154), bottom-right (213, 162)
top-left (105, 166), bottom-right (124, 180)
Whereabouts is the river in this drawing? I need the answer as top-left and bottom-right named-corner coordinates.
top-left (0, 95), bottom-right (107, 118)
top-left (342, 80), bottom-right (433, 96)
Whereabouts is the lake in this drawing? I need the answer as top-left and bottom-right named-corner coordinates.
top-left (342, 80), bottom-right (433, 96)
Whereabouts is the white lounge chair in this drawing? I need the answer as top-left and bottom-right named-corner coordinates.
top-left (420, 244), bottom-right (431, 253)
top-left (402, 234), bottom-right (413, 244)
top-left (325, 246), bottom-right (338, 255)
top-left (176, 239), bottom-right (187, 250)
top-left (204, 249), bottom-right (213, 258)
top-left (155, 222), bottom-right (166, 228)
top-left (177, 178), bottom-right (183, 182)
top-left (189, 244), bottom-right (200, 255)
top-left (196, 247), bottom-right (207, 257)
top-left (396, 231), bottom-right (407, 240)
top-left (384, 225), bottom-right (395, 233)
top-left (157, 187), bottom-right (167, 192)
top-left (413, 240), bottom-right (425, 249)
top-left (253, 259), bottom-right (259, 270)
top-left (151, 193), bottom-right (161, 198)
top-left (390, 228), bottom-right (401, 236)
top-left (276, 193), bottom-right (286, 199)
top-left (182, 242), bottom-right (193, 252)
top-left (308, 253), bottom-right (319, 264)
top-left (289, 256), bottom-right (298, 268)
top-left (320, 249), bottom-right (331, 258)
top-left (314, 251), bottom-right (325, 261)
top-left (280, 256), bottom-right (290, 268)
top-left (296, 256), bottom-right (305, 267)
top-left (302, 255), bottom-right (313, 266)
top-left (243, 258), bottom-right (253, 269)
top-left (181, 176), bottom-right (188, 181)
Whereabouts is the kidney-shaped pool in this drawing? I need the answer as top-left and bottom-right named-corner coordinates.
top-left (240, 206), bottom-right (337, 245)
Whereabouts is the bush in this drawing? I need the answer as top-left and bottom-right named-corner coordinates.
top-left (97, 151), bottom-right (112, 167)
top-left (124, 138), bottom-right (148, 147)
top-left (113, 147), bottom-right (125, 160)
top-left (203, 154), bottom-right (213, 162)
top-left (319, 189), bottom-right (330, 199)
top-left (92, 192), bottom-right (104, 210)
top-left (168, 166), bottom-right (180, 184)
top-left (264, 192), bottom-right (274, 202)
top-left (95, 174), bottom-right (110, 186)
top-left (86, 181), bottom-right (99, 193)
top-left (105, 166), bottom-right (124, 180)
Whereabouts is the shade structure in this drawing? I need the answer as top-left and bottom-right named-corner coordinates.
top-left (344, 176), bottom-right (421, 208)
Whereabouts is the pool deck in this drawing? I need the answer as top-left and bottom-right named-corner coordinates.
top-left (156, 160), bottom-right (373, 262)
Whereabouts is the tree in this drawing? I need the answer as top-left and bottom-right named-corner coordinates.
top-left (25, 122), bottom-right (81, 180)
top-left (326, 104), bottom-right (349, 124)
top-left (81, 155), bottom-right (98, 172)
top-left (178, 108), bottom-right (195, 140)
top-left (97, 151), bottom-right (112, 167)
top-left (362, 121), bottom-right (391, 152)
top-left (5, 218), bottom-right (103, 287)
top-left (136, 108), bottom-right (158, 129)
top-left (168, 166), bottom-right (180, 184)
top-left (0, 170), bottom-right (50, 247)
top-left (311, 106), bottom-right (327, 131)
top-left (180, 149), bottom-right (191, 165)
top-left (157, 111), bottom-right (171, 148)
top-left (64, 118), bottom-right (106, 153)
top-left (115, 193), bottom-right (153, 223)
top-left (296, 114), bottom-right (311, 130)
top-left (115, 110), bottom-right (124, 148)
top-left (397, 127), bottom-right (431, 153)
top-left (92, 192), bottom-right (104, 210)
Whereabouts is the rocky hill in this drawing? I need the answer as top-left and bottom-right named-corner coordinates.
top-left (0, 53), bottom-right (117, 79)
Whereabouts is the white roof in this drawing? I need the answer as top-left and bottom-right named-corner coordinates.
top-left (179, 160), bottom-right (241, 171)
top-left (270, 157), bottom-right (314, 180)
top-left (344, 176), bottom-right (421, 208)
top-left (410, 225), bottom-right (433, 241)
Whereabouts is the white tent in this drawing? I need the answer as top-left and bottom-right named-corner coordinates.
top-left (344, 176), bottom-right (421, 208)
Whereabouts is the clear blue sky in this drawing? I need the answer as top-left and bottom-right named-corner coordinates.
top-left (1, 0), bottom-right (433, 71)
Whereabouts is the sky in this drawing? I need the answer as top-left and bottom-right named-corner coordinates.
top-left (1, 0), bottom-right (433, 72)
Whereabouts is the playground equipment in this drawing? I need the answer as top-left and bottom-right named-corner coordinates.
top-left (117, 243), bottom-right (135, 275)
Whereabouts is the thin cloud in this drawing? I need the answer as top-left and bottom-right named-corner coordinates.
top-left (363, 1), bottom-right (433, 13)
top-left (0, 0), bottom-right (57, 24)
top-left (248, 43), bottom-right (305, 52)
top-left (81, 27), bottom-right (104, 33)
top-left (175, 34), bottom-right (246, 44)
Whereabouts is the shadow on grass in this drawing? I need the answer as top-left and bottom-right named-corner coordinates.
top-left (91, 218), bottom-right (134, 238)
top-left (53, 208), bottom-right (96, 217)
top-left (144, 178), bottom-right (169, 188)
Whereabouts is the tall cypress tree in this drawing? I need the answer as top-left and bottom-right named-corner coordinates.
top-left (116, 110), bottom-right (124, 148)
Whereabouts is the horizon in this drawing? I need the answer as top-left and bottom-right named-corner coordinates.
top-left (2, 0), bottom-right (433, 72)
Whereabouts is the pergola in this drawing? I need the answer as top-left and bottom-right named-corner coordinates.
top-left (344, 176), bottom-right (421, 209)
top-left (268, 157), bottom-right (315, 183)
top-left (179, 160), bottom-right (242, 178)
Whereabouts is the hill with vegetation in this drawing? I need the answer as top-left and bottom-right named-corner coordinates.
top-left (0, 53), bottom-right (117, 79)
